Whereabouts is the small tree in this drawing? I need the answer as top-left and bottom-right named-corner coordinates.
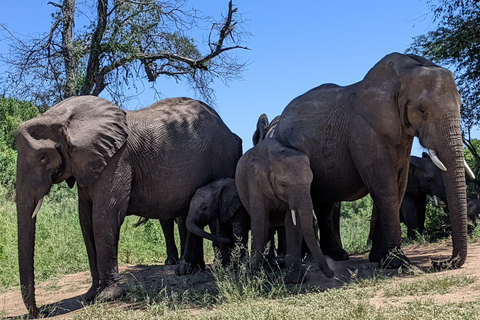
top-left (0, 0), bottom-right (248, 106)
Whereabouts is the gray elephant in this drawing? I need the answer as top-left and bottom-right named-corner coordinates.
top-left (401, 153), bottom-right (448, 238)
top-left (236, 138), bottom-right (334, 282)
top-left (467, 199), bottom-right (480, 225)
top-left (186, 177), bottom-right (249, 265)
top-left (16, 96), bottom-right (242, 317)
top-left (273, 53), bottom-right (471, 269)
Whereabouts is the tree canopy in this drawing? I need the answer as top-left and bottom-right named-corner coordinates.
top-left (0, 0), bottom-right (248, 106)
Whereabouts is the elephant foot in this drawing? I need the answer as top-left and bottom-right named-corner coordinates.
top-left (164, 256), bottom-right (178, 265)
top-left (175, 259), bottom-right (205, 276)
top-left (379, 247), bottom-right (410, 269)
top-left (323, 247), bottom-right (349, 261)
top-left (369, 248), bottom-right (381, 262)
top-left (285, 264), bottom-right (307, 284)
top-left (96, 283), bottom-right (126, 302)
top-left (84, 283), bottom-right (100, 302)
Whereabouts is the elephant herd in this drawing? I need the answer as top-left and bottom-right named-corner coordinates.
top-left (15, 53), bottom-right (475, 317)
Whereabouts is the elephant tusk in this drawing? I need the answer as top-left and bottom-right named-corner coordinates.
top-left (428, 149), bottom-right (447, 172)
top-left (464, 160), bottom-right (476, 179)
top-left (312, 209), bottom-right (317, 223)
top-left (31, 197), bottom-right (44, 219)
top-left (433, 195), bottom-right (438, 206)
top-left (291, 209), bottom-right (297, 226)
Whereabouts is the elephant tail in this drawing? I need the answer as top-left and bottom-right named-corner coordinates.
top-left (186, 217), bottom-right (231, 244)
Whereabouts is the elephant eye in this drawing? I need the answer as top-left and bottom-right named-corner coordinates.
top-left (40, 155), bottom-right (47, 164)
top-left (281, 181), bottom-right (288, 188)
top-left (418, 106), bottom-right (427, 114)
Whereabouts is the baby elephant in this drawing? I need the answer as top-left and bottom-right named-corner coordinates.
top-left (186, 178), bottom-right (250, 265)
top-left (467, 199), bottom-right (480, 226)
top-left (236, 138), bottom-right (334, 282)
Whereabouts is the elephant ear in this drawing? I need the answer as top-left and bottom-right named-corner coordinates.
top-left (219, 178), bottom-right (244, 223)
top-left (252, 114), bottom-right (269, 146)
top-left (60, 96), bottom-right (128, 187)
top-left (353, 53), bottom-right (406, 145)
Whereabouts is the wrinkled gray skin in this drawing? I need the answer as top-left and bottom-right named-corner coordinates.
top-left (467, 199), bottom-right (480, 225)
top-left (370, 152), bottom-right (447, 246)
top-left (274, 53), bottom-right (468, 269)
top-left (16, 96), bottom-right (242, 317)
top-left (236, 138), bottom-right (334, 282)
top-left (254, 114), bottom-right (346, 261)
top-left (186, 178), bottom-right (249, 265)
top-left (253, 114), bottom-right (287, 260)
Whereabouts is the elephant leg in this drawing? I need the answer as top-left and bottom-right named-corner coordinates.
top-left (217, 221), bottom-right (233, 265)
top-left (284, 211), bottom-right (304, 284)
top-left (401, 193), bottom-right (422, 239)
top-left (78, 192), bottom-right (99, 302)
top-left (313, 200), bottom-right (348, 261)
top-left (276, 226), bottom-right (287, 258)
top-left (160, 219), bottom-right (179, 265)
top-left (416, 195), bottom-right (427, 236)
top-left (369, 205), bottom-right (382, 262)
top-left (370, 189), bottom-right (409, 269)
top-left (177, 216), bottom-right (187, 258)
top-left (176, 230), bottom-right (205, 275)
top-left (92, 208), bottom-right (127, 301)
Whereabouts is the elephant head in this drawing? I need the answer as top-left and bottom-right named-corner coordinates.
top-left (236, 139), bottom-right (333, 278)
top-left (16, 96), bottom-right (128, 316)
top-left (356, 53), bottom-right (469, 267)
top-left (408, 152), bottom-right (447, 204)
top-left (186, 177), bottom-right (244, 244)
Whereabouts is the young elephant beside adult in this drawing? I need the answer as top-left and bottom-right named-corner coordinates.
top-left (273, 53), bottom-right (472, 269)
top-left (16, 96), bottom-right (242, 317)
top-left (186, 178), bottom-right (249, 265)
top-left (236, 138), bottom-right (334, 282)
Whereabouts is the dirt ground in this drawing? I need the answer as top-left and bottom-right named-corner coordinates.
top-left (2, 242), bottom-right (479, 319)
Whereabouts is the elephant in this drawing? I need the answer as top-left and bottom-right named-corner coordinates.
top-left (254, 113), bottom-right (345, 261)
top-left (235, 138), bottom-right (334, 282)
top-left (16, 95), bottom-right (242, 317)
top-left (400, 153), bottom-right (448, 239)
top-left (467, 199), bottom-right (480, 225)
top-left (272, 52), bottom-right (471, 269)
top-left (186, 177), bottom-right (250, 265)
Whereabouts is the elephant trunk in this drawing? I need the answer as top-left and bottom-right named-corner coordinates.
top-left (185, 215), bottom-right (231, 245)
top-left (436, 119), bottom-right (468, 268)
top-left (291, 194), bottom-right (334, 278)
top-left (16, 193), bottom-right (40, 317)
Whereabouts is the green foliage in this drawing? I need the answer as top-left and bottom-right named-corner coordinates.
top-left (464, 139), bottom-right (480, 199)
top-left (340, 196), bottom-right (373, 254)
top-left (0, 97), bottom-right (40, 150)
top-left (424, 198), bottom-right (452, 241)
top-left (0, 97), bottom-right (41, 198)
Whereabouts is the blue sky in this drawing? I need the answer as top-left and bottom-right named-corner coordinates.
top-left (1, 0), bottom-right (440, 153)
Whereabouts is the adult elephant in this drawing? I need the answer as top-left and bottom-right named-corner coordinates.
top-left (16, 96), bottom-right (242, 317)
top-left (273, 53), bottom-right (470, 269)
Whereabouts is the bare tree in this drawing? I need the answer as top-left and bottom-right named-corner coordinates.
top-left (0, 0), bottom-right (248, 106)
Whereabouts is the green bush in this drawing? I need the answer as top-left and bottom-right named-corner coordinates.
top-left (340, 196), bottom-right (373, 254)
top-left (0, 97), bottom-right (40, 150)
